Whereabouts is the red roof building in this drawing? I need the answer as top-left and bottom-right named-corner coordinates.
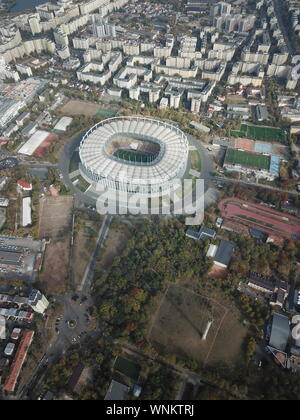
top-left (17, 180), bottom-right (32, 191)
top-left (3, 329), bottom-right (34, 393)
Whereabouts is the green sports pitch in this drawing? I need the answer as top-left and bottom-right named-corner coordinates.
top-left (230, 124), bottom-right (286, 143)
top-left (224, 148), bottom-right (271, 170)
top-left (113, 148), bottom-right (154, 164)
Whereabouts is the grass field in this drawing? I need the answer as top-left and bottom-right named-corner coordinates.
top-left (95, 109), bottom-right (117, 118)
top-left (190, 150), bottom-right (202, 172)
top-left (113, 149), bottom-right (153, 164)
top-left (231, 124), bottom-right (286, 143)
top-left (149, 285), bottom-right (247, 367)
top-left (225, 148), bottom-right (271, 170)
top-left (60, 100), bottom-right (117, 118)
top-left (69, 151), bottom-right (80, 173)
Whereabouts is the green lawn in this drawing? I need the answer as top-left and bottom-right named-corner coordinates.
top-left (114, 149), bottom-right (154, 164)
top-left (73, 175), bottom-right (90, 192)
top-left (69, 151), bottom-right (80, 173)
top-left (95, 109), bottom-right (117, 118)
top-left (190, 150), bottom-right (202, 172)
top-left (225, 148), bottom-right (270, 170)
top-left (230, 124), bottom-right (286, 143)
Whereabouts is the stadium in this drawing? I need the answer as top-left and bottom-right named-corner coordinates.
top-left (79, 116), bottom-right (189, 196)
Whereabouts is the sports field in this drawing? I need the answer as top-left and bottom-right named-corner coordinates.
top-left (219, 198), bottom-right (300, 240)
top-left (113, 149), bottom-right (154, 163)
top-left (95, 109), bottom-right (117, 118)
top-left (114, 357), bottom-right (140, 382)
top-left (149, 285), bottom-right (247, 367)
top-left (60, 100), bottom-right (118, 118)
top-left (225, 148), bottom-right (271, 170)
top-left (231, 124), bottom-right (286, 143)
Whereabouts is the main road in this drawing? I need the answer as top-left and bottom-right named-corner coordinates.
top-left (273, 0), bottom-right (294, 54)
top-left (18, 213), bottom-right (113, 399)
top-left (214, 176), bottom-right (300, 197)
top-left (79, 214), bottom-right (112, 293)
top-left (58, 130), bottom-right (96, 207)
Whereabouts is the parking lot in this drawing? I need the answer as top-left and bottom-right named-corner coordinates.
top-left (0, 235), bottom-right (43, 278)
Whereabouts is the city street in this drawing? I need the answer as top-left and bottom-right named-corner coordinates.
top-left (18, 214), bottom-right (112, 399)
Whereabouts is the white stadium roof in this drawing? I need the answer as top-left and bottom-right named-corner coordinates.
top-left (18, 130), bottom-right (49, 156)
top-left (79, 117), bottom-right (189, 187)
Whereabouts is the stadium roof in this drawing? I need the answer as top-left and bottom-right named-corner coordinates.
top-left (269, 313), bottom-right (290, 352)
top-left (79, 117), bottom-right (189, 186)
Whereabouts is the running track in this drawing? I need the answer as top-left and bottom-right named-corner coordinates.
top-left (219, 198), bottom-right (300, 239)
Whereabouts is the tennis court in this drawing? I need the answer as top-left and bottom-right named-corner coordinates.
top-left (114, 356), bottom-right (140, 382)
top-left (225, 148), bottom-right (271, 170)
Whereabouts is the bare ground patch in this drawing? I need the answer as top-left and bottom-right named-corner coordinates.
top-left (96, 220), bottom-right (137, 271)
top-left (225, 95), bottom-right (247, 105)
top-left (39, 239), bottom-right (70, 294)
top-left (59, 100), bottom-right (101, 117)
top-left (39, 196), bottom-right (73, 294)
top-left (72, 215), bottom-right (102, 286)
top-left (39, 196), bottom-right (73, 238)
top-left (149, 284), bottom-right (247, 368)
top-left (208, 264), bottom-right (229, 279)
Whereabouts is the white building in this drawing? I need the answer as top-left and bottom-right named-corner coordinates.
top-left (28, 289), bottom-right (49, 314)
top-left (160, 97), bottom-right (169, 109)
top-left (22, 197), bottom-right (32, 227)
top-left (18, 130), bottom-right (49, 156)
top-left (0, 98), bottom-right (23, 129)
top-left (92, 15), bottom-right (116, 38)
top-left (4, 343), bottom-right (15, 356)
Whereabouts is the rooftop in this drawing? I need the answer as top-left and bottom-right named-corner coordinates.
top-left (104, 380), bottom-right (129, 401)
top-left (214, 239), bottom-right (235, 268)
top-left (269, 313), bottom-right (290, 352)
